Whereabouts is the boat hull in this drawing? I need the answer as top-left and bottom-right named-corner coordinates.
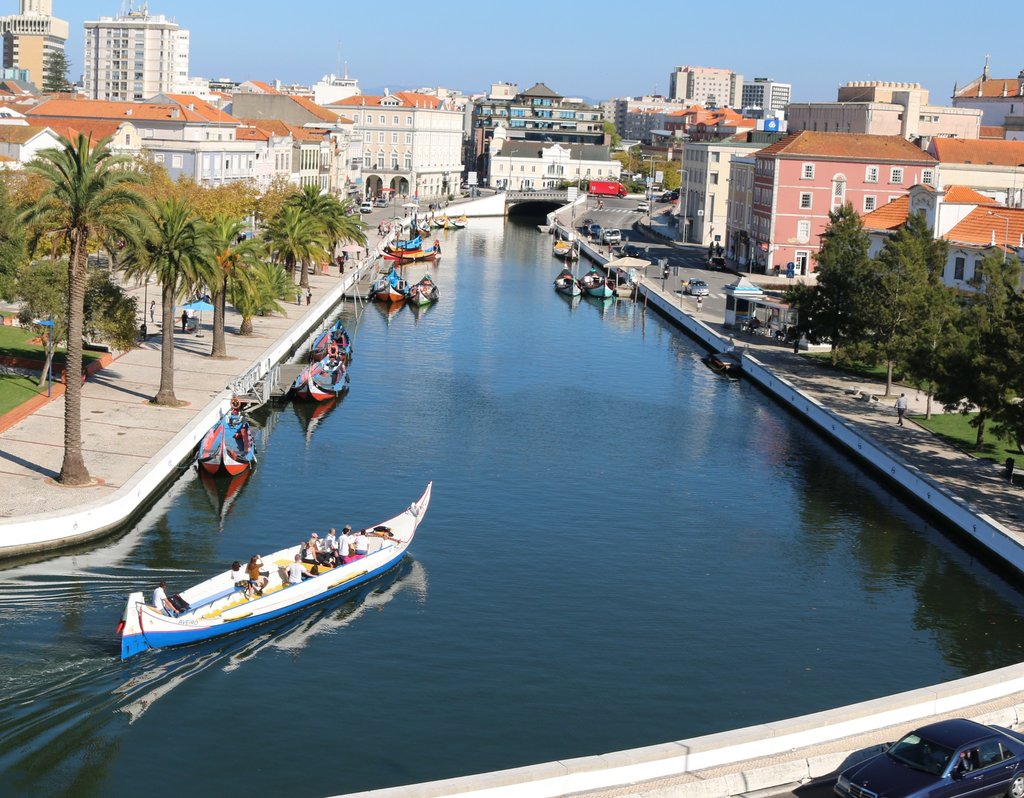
top-left (120, 483), bottom-right (432, 659)
top-left (196, 416), bottom-right (256, 476)
top-left (291, 361), bottom-right (350, 401)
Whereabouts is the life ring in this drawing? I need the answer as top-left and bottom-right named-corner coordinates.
top-left (230, 398), bottom-right (242, 411)
top-left (327, 343), bottom-right (339, 357)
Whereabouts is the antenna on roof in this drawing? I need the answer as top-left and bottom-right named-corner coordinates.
top-left (983, 54), bottom-right (991, 81)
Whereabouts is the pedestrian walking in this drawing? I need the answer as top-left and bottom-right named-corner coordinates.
top-left (305, 288), bottom-right (312, 306)
top-left (149, 300), bottom-right (156, 324)
top-left (895, 393), bottom-right (908, 426)
top-left (180, 310), bottom-right (188, 333)
top-left (696, 295), bottom-right (703, 314)
top-left (295, 288), bottom-right (301, 306)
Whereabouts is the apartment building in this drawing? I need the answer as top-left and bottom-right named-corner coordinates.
top-left (669, 66), bottom-right (742, 108)
top-left (741, 78), bottom-right (791, 113)
top-left (0, 0), bottom-right (67, 87)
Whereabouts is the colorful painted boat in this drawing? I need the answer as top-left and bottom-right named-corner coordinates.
top-left (553, 267), bottom-right (582, 297)
top-left (452, 215), bottom-right (468, 228)
top-left (580, 266), bottom-right (615, 299)
top-left (369, 267), bottom-right (410, 301)
top-left (552, 239), bottom-right (579, 260)
top-left (291, 354), bottom-right (350, 401)
top-left (309, 320), bottom-right (352, 362)
top-left (382, 240), bottom-right (440, 263)
top-left (118, 483), bottom-right (432, 659)
top-left (195, 402), bottom-right (256, 476)
top-left (385, 235), bottom-right (422, 253)
top-left (407, 275), bottom-right (440, 306)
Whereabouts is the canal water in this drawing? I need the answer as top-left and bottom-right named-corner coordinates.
top-left (1, 216), bottom-right (1023, 798)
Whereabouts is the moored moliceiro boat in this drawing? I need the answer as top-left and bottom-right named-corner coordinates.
top-left (553, 267), bottom-right (582, 297)
top-left (196, 400), bottom-right (256, 476)
top-left (407, 274), bottom-right (440, 306)
top-left (580, 266), bottom-right (615, 299)
top-left (310, 319), bottom-right (352, 362)
top-left (291, 352), bottom-right (350, 401)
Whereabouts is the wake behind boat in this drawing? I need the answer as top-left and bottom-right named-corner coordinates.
top-left (118, 482), bottom-right (432, 659)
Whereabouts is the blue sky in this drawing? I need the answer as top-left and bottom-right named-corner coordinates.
top-left (59, 1), bottom-right (1021, 104)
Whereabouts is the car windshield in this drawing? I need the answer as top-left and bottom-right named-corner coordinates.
top-left (886, 733), bottom-right (954, 776)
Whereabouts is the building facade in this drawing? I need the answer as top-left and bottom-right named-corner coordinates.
top-left (669, 66), bottom-right (742, 108)
top-left (787, 82), bottom-right (981, 144)
top-left (750, 131), bottom-right (937, 275)
top-left (951, 63), bottom-right (1024, 138)
top-left (928, 138), bottom-right (1024, 208)
top-left (741, 78), bottom-right (791, 113)
top-left (725, 155), bottom-right (756, 266)
top-left (334, 91), bottom-right (464, 200)
top-left (83, 8), bottom-right (189, 101)
top-left (681, 135), bottom-right (767, 247)
top-left (468, 82), bottom-right (605, 184)
top-left (487, 132), bottom-right (620, 191)
top-left (0, 0), bottom-right (67, 88)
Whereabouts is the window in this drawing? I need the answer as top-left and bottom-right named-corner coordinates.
top-left (364, 131), bottom-right (371, 143)
top-left (379, 114), bottom-right (385, 124)
top-left (922, 169), bottom-right (934, 185)
top-left (799, 192), bottom-right (812, 209)
top-left (391, 153), bottom-right (398, 168)
top-left (865, 166), bottom-right (879, 183)
top-left (406, 115), bottom-right (412, 125)
top-left (710, 172), bottom-right (719, 185)
top-left (712, 152), bottom-right (720, 163)
top-left (393, 115), bottom-right (399, 125)
top-left (172, 154), bottom-right (183, 169)
top-left (377, 154), bottom-right (385, 168)
top-left (391, 132), bottom-right (398, 144)
top-left (953, 256), bottom-right (965, 280)
top-left (378, 132), bottom-right (385, 143)
top-left (802, 164), bottom-right (815, 179)
top-left (890, 167), bottom-right (903, 184)
top-left (405, 132), bottom-right (412, 144)
top-left (797, 220), bottom-right (811, 242)
top-left (404, 153), bottom-right (412, 169)
top-left (832, 178), bottom-right (846, 208)
top-left (864, 196), bottom-right (877, 211)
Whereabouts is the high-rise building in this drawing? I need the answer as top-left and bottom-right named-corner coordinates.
top-left (668, 66), bottom-right (742, 108)
top-left (83, 4), bottom-right (189, 101)
top-left (0, 0), bottom-right (68, 88)
top-left (741, 78), bottom-right (791, 113)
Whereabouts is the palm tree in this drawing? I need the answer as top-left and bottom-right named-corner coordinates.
top-left (262, 204), bottom-right (327, 289)
top-left (230, 261), bottom-right (293, 335)
top-left (204, 214), bottom-right (262, 358)
top-left (123, 198), bottom-right (210, 406)
top-left (21, 133), bottom-right (148, 486)
top-left (286, 187), bottom-right (367, 286)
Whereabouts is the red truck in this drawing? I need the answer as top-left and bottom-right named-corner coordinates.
top-left (588, 180), bottom-right (628, 198)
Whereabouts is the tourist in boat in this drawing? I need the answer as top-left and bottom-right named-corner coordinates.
top-left (338, 525), bottom-right (353, 561)
top-left (353, 530), bottom-right (369, 557)
top-left (246, 555), bottom-right (268, 595)
top-left (152, 581), bottom-right (177, 616)
top-left (285, 554), bottom-right (314, 585)
top-left (324, 528), bottom-right (337, 554)
top-left (302, 534), bottom-right (321, 565)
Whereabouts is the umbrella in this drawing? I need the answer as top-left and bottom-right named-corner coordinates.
top-left (340, 244), bottom-right (364, 254)
top-left (402, 202), bottom-right (419, 209)
top-left (181, 300), bottom-right (214, 312)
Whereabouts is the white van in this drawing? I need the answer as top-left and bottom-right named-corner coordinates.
top-left (359, 201), bottom-right (373, 214)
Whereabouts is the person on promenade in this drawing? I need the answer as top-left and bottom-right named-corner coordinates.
top-left (305, 288), bottom-right (312, 305)
top-left (153, 580), bottom-right (177, 615)
top-left (895, 393), bottom-right (908, 426)
top-left (180, 310), bottom-right (188, 333)
top-left (149, 300), bottom-right (156, 323)
top-left (696, 296), bottom-right (703, 314)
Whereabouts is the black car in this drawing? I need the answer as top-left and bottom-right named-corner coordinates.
top-left (660, 190), bottom-right (679, 202)
top-left (708, 255), bottom-right (726, 271)
top-left (622, 244), bottom-right (649, 260)
top-left (835, 719), bottom-right (1024, 798)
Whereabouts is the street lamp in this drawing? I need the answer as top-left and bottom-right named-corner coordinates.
top-left (35, 318), bottom-right (54, 397)
top-left (988, 210), bottom-right (1011, 264)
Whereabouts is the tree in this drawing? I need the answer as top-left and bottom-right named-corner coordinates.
top-left (934, 252), bottom-right (1024, 450)
top-left (22, 134), bottom-right (148, 485)
top-left (205, 214), bottom-right (262, 357)
top-left (602, 120), bottom-right (621, 149)
top-left (284, 186), bottom-right (367, 287)
top-left (262, 204), bottom-right (327, 286)
top-left (230, 260), bottom-right (293, 335)
top-left (123, 198), bottom-right (211, 406)
top-left (0, 178), bottom-right (27, 300)
top-left (864, 211), bottom-right (949, 395)
top-left (41, 50), bottom-right (72, 94)
top-left (786, 204), bottom-right (874, 363)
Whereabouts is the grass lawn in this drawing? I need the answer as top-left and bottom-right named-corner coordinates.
top-left (801, 352), bottom-right (897, 382)
top-left (0, 373), bottom-right (46, 416)
top-left (913, 412), bottom-right (1019, 463)
top-left (0, 325), bottom-right (103, 367)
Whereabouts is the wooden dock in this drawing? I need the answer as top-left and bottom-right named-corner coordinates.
top-left (268, 364), bottom-right (306, 401)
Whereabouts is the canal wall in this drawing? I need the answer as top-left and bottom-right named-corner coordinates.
top-left (0, 256), bottom-right (381, 560)
top-left (447, 192), bottom-right (507, 218)
top-left (338, 272), bottom-right (1024, 798)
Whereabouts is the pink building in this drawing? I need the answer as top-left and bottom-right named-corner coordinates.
top-left (750, 131), bottom-right (938, 274)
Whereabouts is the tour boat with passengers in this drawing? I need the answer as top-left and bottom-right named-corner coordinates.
top-left (118, 482), bottom-right (432, 659)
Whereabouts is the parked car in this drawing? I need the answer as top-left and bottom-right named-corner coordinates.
top-left (602, 228), bottom-right (622, 244)
top-left (660, 190), bottom-right (679, 202)
top-left (374, 197), bottom-right (390, 208)
top-left (636, 201), bottom-right (650, 213)
top-left (622, 244), bottom-right (649, 260)
top-left (685, 279), bottom-right (709, 296)
top-left (587, 223), bottom-right (603, 240)
top-left (834, 718), bottom-right (1024, 798)
top-left (708, 255), bottom-right (726, 271)
top-left (359, 201), bottom-right (373, 214)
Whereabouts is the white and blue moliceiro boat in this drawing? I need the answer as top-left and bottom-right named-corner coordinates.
top-left (119, 483), bottom-right (432, 659)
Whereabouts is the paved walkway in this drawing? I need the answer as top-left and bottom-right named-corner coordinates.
top-left (0, 240), bottom-right (385, 525)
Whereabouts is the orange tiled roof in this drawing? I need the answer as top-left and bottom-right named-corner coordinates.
top-left (34, 118), bottom-right (127, 141)
top-left (930, 138), bottom-right (1024, 167)
top-left (0, 124), bottom-right (51, 144)
top-left (235, 125), bottom-right (271, 142)
top-left (238, 118), bottom-right (327, 142)
top-left (245, 80), bottom-right (280, 94)
top-left (756, 131), bottom-right (936, 163)
top-left (334, 92), bottom-right (442, 109)
top-left (945, 206), bottom-right (1024, 251)
top-left (285, 95), bottom-right (353, 124)
top-left (27, 97), bottom-right (239, 126)
top-left (979, 125), bottom-right (1006, 139)
top-left (955, 78), bottom-right (1024, 99)
top-left (862, 195), bottom-right (910, 230)
top-left (943, 185), bottom-right (1000, 205)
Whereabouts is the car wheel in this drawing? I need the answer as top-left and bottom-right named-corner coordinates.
top-left (1009, 774), bottom-right (1024, 798)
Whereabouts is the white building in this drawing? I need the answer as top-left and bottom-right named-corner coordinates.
top-left (0, 0), bottom-right (68, 88)
top-left (488, 129), bottom-right (621, 191)
top-left (681, 134), bottom-right (766, 246)
top-left (83, 5), bottom-right (190, 101)
top-left (741, 78), bottom-right (791, 114)
top-left (669, 66), bottom-right (742, 108)
top-left (312, 72), bottom-right (360, 106)
top-left (333, 90), bottom-right (464, 200)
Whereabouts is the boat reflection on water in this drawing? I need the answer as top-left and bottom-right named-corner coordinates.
top-left (114, 558), bottom-right (426, 723)
top-left (197, 468), bottom-right (253, 531)
top-left (583, 294), bottom-right (616, 317)
top-left (408, 299), bottom-right (437, 323)
top-left (373, 300), bottom-right (405, 325)
top-left (555, 291), bottom-right (581, 313)
top-left (291, 395), bottom-right (340, 443)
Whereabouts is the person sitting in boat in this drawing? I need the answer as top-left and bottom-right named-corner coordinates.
top-left (353, 530), bottom-right (369, 557)
top-left (302, 534), bottom-right (321, 566)
top-left (324, 528), bottom-right (338, 555)
top-left (246, 555), bottom-right (268, 596)
top-left (337, 524), bottom-right (353, 562)
top-left (285, 554), bottom-right (314, 586)
top-left (230, 561), bottom-right (250, 595)
top-left (153, 580), bottom-right (178, 616)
